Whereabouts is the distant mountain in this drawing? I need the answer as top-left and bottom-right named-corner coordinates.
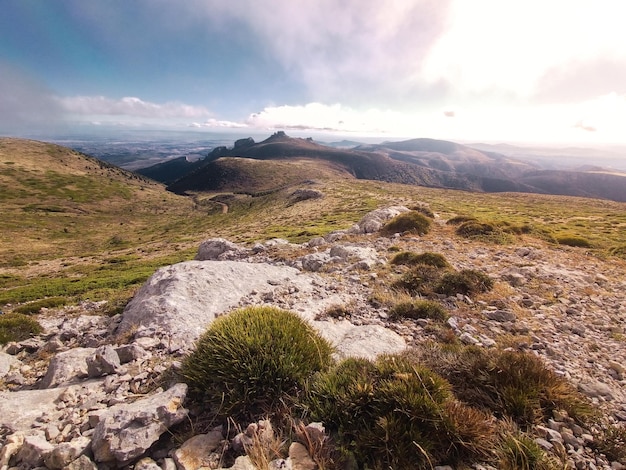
top-left (135, 156), bottom-right (204, 185)
top-left (138, 132), bottom-right (626, 202)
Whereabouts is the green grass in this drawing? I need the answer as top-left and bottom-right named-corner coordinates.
top-left (182, 306), bottom-right (333, 421)
top-left (1, 138), bottom-right (625, 312)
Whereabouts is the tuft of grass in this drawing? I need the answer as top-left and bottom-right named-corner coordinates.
top-left (497, 426), bottom-right (560, 470)
top-left (306, 354), bottom-right (495, 469)
top-left (0, 313), bottom-right (43, 344)
top-left (390, 251), bottom-right (451, 269)
top-left (380, 211), bottom-right (432, 236)
top-left (455, 220), bottom-right (513, 244)
top-left (436, 269), bottom-right (494, 296)
top-left (415, 344), bottom-right (592, 428)
top-left (409, 204), bottom-right (435, 218)
top-left (181, 306), bottom-right (334, 421)
top-left (393, 264), bottom-right (444, 297)
top-left (447, 215), bottom-right (478, 225)
top-left (389, 300), bottom-right (448, 322)
top-left (556, 236), bottom-right (593, 248)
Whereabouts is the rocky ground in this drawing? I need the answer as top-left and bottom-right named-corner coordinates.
top-left (0, 206), bottom-right (625, 469)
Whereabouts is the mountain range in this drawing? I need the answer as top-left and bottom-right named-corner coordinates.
top-left (136, 132), bottom-right (626, 202)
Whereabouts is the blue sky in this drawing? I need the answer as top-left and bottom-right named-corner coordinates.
top-left (2, 0), bottom-right (626, 144)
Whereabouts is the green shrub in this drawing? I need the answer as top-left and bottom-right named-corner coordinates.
top-left (380, 211), bottom-right (431, 236)
top-left (409, 204), bottom-right (435, 218)
top-left (393, 264), bottom-right (443, 296)
top-left (307, 355), bottom-right (494, 468)
top-left (416, 345), bottom-right (592, 427)
top-left (390, 251), bottom-right (451, 269)
top-left (181, 306), bottom-right (334, 420)
top-left (455, 220), bottom-right (514, 244)
top-left (498, 428), bottom-right (557, 470)
top-left (0, 313), bottom-right (43, 344)
top-left (13, 296), bottom-right (68, 315)
top-left (435, 269), bottom-right (494, 296)
top-left (447, 215), bottom-right (478, 225)
top-left (389, 300), bottom-right (448, 322)
top-left (556, 236), bottom-right (592, 248)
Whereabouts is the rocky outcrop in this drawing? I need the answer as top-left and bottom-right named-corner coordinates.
top-left (1, 206), bottom-right (625, 469)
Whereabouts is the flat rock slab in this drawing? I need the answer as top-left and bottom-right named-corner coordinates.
top-left (117, 260), bottom-right (314, 349)
top-left (0, 380), bottom-right (105, 433)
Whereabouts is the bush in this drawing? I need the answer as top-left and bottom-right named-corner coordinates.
top-left (556, 236), bottom-right (592, 248)
top-left (409, 204), bottom-right (435, 218)
top-left (389, 300), bottom-right (448, 322)
top-left (498, 428), bottom-right (558, 470)
top-left (416, 345), bottom-right (592, 427)
top-left (447, 215), bottom-right (478, 225)
top-left (435, 269), bottom-right (494, 296)
top-left (455, 220), bottom-right (513, 244)
top-left (380, 211), bottom-right (431, 236)
top-left (307, 355), bottom-right (494, 468)
top-left (0, 313), bottom-right (43, 344)
top-left (390, 251), bottom-right (451, 269)
top-left (181, 306), bottom-right (334, 420)
top-left (393, 264), bottom-right (444, 296)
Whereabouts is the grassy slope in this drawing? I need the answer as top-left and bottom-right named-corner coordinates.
top-left (1, 138), bottom-right (625, 310)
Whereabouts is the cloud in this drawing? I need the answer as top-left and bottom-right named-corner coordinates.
top-left (533, 58), bottom-right (626, 103)
top-left (185, 0), bottom-right (452, 107)
top-left (189, 119), bottom-right (248, 129)
top-left (59, 96), bottom-right (211, 119)
top-left (0, 63), bottom-right (66, 134)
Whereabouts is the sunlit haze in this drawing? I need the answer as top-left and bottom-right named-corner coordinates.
top-left (2, 0), bottom-right (626, 145)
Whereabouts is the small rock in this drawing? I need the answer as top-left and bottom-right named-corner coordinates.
top-left (86, 345), bottom-right (122, 377)
top-left (484, 309), bottom-right (516, 322)
top-left (115, 343), bottom-right (151, 364)
top-left (173, 429), bottom-right (224, 470)
top-left (289, 442), bottom-right (316, 470)
top-left (16, 434), bottom-right (54, 468)
top-left (134, 457), bottom-right (162, 470)
top-left (44, 436), bottom-right (90, 470)
top-left (62, 454), bottom-right (98, 470)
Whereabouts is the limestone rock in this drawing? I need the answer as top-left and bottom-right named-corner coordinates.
top-left (39, 348), bottom-right (95, 389)
top-left (173, 430), bottom-right (223, 470)
top-left (86, 345), bottom-right (122, 377)
top-left (0, 432), bottom-right (24, 469)
top-left (316, 320), bottom-right (406, 360)
top-left (44, 436), bottom-right (91, 470)
top-left (289, 442), bottom-right (316, 470)
top-left (16, 435), bottom-right (54, 468)
top-left (117, 260), bottom-right (311, 349)
top-left (134, 457), bottom-right (163, 470)
top-left (484, 309), bottom-right (516, 322)
top-left (0, 352), bottom-right (20, 378)
top-left (196, 238), bottom-right (244, 261)
top-left (354, 206), bottom-right (409, 233)
top-left (115, 343), bottom-right (151, 364)
top-left (62, 454), bottom-right (98, 470)
top-left (222, 455), bottom-right (256, 470)
top-left (91, 383), bottom-right (188, 464)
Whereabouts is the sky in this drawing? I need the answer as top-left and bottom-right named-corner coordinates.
top-left (1, 0), bottom-right (626, 144)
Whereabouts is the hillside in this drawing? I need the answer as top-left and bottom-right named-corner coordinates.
top-left (143, 132), bottom-right (626, 201)
top-left (1, 138), bottom-right (626, 469)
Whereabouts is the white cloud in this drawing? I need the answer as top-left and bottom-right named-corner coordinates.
top-left (188, 0), bottom-right (451, 106)
top-left (422, 0), bottom-right (626, 102)
top-left (245, 103), bottom-right (411, 134)
top-left (190, 118), bottom-right (248, 129)
top-left (59, 96), bottom-right (211, 119)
